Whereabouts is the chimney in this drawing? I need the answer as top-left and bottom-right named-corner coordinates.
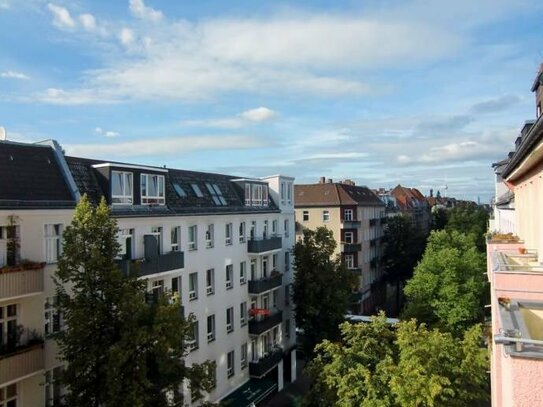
top-left (327, 178), bottom-right (333, 184)
top-left (319, 176), bottom-right (326, 184)
top-left (0, 127), bottom-right (6, 141)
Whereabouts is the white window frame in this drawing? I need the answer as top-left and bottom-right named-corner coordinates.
top-left (206, 268), bottom-right (215, 295)
top-left (45, 367), bottom-right (63, 407)
top-left (345, 254), bottom-right (354, 269)
top-left (207, 314), bottom-right (215, 342)
top-left (244, 184), bottom-right (252, 206)
top-left (140, 173), bottom-right (165, 205)
top-left (186, 321), bottom-right (198, 351)
top-left (226, 264), bottom-right (233, 290)
top-left (240, 261), bottom-right (246, 284)
top-left (45, 224), bottom-right (63, 264)
top-left (284, 219), bottom-right (289, 238)
top-left (239, 222), bottom-right (246, 243)
top-left (189, 272), bottom-right (198, 300)
top-left (241, 343), bottom-right (248, 369)
top-left (225, 223), bottom-right (232, 245)
top-left (280, 182), bottom-right (285, 204)
top-left (226, 307), bottom-right (234, 333)
top-left (344, 231), bottom-right (354, 244)
top-left (188, 225), bottom-right (198, 251)
top-left (227, 350), bottom-right (235, 377)
top-left (287, 182), bottom-right (292, 204)
top-left (303, 211), bottom-right (309, 221)
top-left (205, 224), bottom-right (214, 248)
top-left (44, 297), bottom-right (63, 336)
top-left (240, 302), bottom-right (247, 327)
top-left (111, 170), bottom-right (133, 204)
top-left (323, 210), bottom-right (330, 222)
top-left (171, 226), bottom-right (180, 252)
top-left (344, 209), bottom-right (354, 221)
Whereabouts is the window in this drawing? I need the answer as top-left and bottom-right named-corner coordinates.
top-left (344, 209), bottom-right (353, 221)
top-left (173, 182), bottom-right (187, 198)
top-left (272, 219), bottom-right (278, 234)
top-left (189, 272), bottom-right (198, 300)
top-left (111, 170), bottom-right (133, 204)
top-left (1, 384), bottom-right (17, 407)
top-left (239, 222), bottom-right (246, 243)
top-left (263, 185), bottom-right (269, 206)
top-left (171, 227), bottom-right (180, 251)
top-left (117, 228), bottom-right (133, 260)
top-left (0, 304), bottom-right (17, 351)
top-left (205, 224), bottom-right (214, 248)
top-left (45, 224), bottom-right (62, 264)
top-left (240, 261), bottom-right (246, 284)
top-left (303, 211), bottom-right (309, 221)
top-left (187, 321), bottom-right (199, 351)
top-left (285, 252), bottom-right (290, 271)
top-left (171, 276), bottom-right (181, 302)
top-left (226, 307), bottom-right (234, 333)
top-left (188, 226), bottom-right (198, 250)
top-left (191, 183), bottom-right (204, 198)
top-left (250, 221), bottom-right (256, 240)
top-left (240, 302), bottom-right (247, 326)
top-left (244, 184), bottom-right (251, 205)
top-left (241, 343), bottom-right (248, 369)
top-left (44, 297), bottom-right (63, 336)
top-left (263, 220), bottom-right (268, 239)
top-left (285, 319), bottom-right (291, 338)
top-left (252, 184), bottom-right (263, 206)
top-left (284, 284), bottom-right (290, 306)
top-left (150, 226), bottom-right (162, 255)
top-left (287, 182), bottom-right (292, 204)
top-left (226, 265), bottom-right (233, 290)
top-left (207, 315), bottom-right (215, 342)
top-left (45, 366), bottom-right (62, 407)
top-left (284, 219), bottom-right (289, 238)
top-left (140, 174), bottom-right (165, 205)
top-left (344, 231), bottom-right (354, 244)
top-left (206, 269), bottom-right (215, 295)
top-left (209, 363), bottom-right (217, 388)
top-left (280, 182), bottom-right (286, 203)
top-left (225, 223), bottom-right (232, 245)
top-left (152, 280), bottom-right (164, 296)
top-left (323, 210), bottom-right (330, 222)
top-left (272, 254), bottom-right (277, 270)
top-left (227, 350), bottom-right (235, 378)
top-left (345, 254), bottom-right (354, 269)
top-left (205, 183), bottom-right (227, 206)
top-left (272, 289), bottom-right (278, 308)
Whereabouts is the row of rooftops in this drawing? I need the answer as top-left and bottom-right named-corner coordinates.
top-left (0, 140), bottom-right (283, 216)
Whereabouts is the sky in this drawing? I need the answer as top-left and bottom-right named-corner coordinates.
top-left (1, 0), bottom-right (543, 203)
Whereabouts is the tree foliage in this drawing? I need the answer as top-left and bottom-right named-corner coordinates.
top-left (402, 230), bottom-right (488, 336)
top-left (305, 314), bottom-right (489, 407)
top-left (55, 196), bottom-right (215, 407)
top-left (444, 205), bottom-right (489, 252)
top-left (292, 227), bottom-right (357, 356)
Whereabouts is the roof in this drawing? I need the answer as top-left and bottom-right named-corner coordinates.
top-left (391, 185), bottom-right (428, 211)
top-left (66, 155), bottom-right (280, 217)
top-left (294, 183), bottom-right (383, 207)
top-left (0, 141), bottom-right (76, 209)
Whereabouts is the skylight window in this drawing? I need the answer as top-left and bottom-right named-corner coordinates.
top-left (173, 183), bottom-right (187, 198)
top-left (205, 183), bottom-right (227, 205)
top-left (191, 183), bottom-right (204, 198)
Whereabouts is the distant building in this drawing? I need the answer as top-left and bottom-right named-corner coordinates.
top-left (488, 63), bottom-right (543, 407)
top-left (390, 185), bottom-right (431, 235)
top-left (294, 177), bottom-right (386, 314)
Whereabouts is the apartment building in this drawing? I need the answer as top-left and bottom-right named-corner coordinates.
top-left (488, 65), bottom-right (543, 407)
top-left (0, 139), bottom-right (296, 407)
top-left (389, 185), bottom-right (431, 235)
top-left (294, 178), bottom-right (386, 315)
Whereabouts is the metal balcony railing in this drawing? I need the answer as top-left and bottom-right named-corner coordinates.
top-left (247, 235), bottom-right (282, 253)
top-left (341, 243), bottom-right (362, 253)
top-left (249, 310), bottom-right (283, 335)
top-left (117, 251), bottom-right (184, 277)
top-left (249, 346), bottom-right (284, 378)
top-left (248, 273), bottom-right (283, 294)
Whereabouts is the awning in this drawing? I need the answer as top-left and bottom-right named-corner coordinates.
top-left (221, 378), bottom-right (277, 407)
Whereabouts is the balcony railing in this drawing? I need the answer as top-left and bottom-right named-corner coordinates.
top-left (0, 329), bottom-right (45, 386)
top-left (248, 273), bottom-right (283, 294)
top-left (0, 262), bottom-right (44, 300)
top-left (247, 235), bottom-right (282, 254)
top-left (492, 248), bottom-right (542, 273)
top-left (249, 310), bottom-right (283, 335)
top-left (249, 346), bottom-right (284, 378)
top-left (117, 251), bottom-right (184, 277)
top-left (348, 267), bottom-right (362, 275)
top-left (342, 220), bottom-right (361, 228)
top-left (341, 243), bottom-right (361, 253)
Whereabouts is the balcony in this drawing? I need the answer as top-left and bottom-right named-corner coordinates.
top-left (249, 310), bottom-right (283, 335)
top-left (0, 331), bottom-right (44, 386)
top-left (249, 346), bottom-right (284, 378)
top-left (0, 262), bottom-right (44, 300)
top-left (248, 273), bottom-right (283, 294)
top-left (248, 235), bottom-right (282, 254)
top-left (117, 251), bottom-right (184, 277)
top-left (341, 242), bottom-right (361, 253)
top-left (342, 219), bottom-right (361, 229)
top-left (348, 267), bottom-right (362, 275)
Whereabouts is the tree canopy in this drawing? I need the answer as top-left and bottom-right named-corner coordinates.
top-left (305, 314), bottom-right (489, 407)
top-left (292, 227), bottom-right (357, 356)
top-left (55, 196), bottom-right (214, 407)
top-left (444, 205), bottom-right (489, 252)
top-left (402, 230), bottom-right (488, 336)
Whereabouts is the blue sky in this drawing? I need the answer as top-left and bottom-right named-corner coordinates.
top-left (1, 0), bottom-right (543, 202)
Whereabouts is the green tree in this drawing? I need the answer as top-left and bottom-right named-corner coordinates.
top-left (402, 230), bottom-right (488, 336)
top-left (431, 207), bottom-right (448, 231)
top-left (382, 215), bottom-right (426, 313)
top-left (445, 205), bottom-right (489, 251)
top-left (55, 196), bottom-right (215, 407)
top-left (292, 227), bottom-right (357, 356)
top-left (305, 314), bottom-right (489, 407)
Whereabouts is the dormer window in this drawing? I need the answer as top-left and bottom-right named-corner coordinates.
top-left (141, 174), bottom-right (165, 205)
top-left (191, 183), bottom-right (204, 198)
top-left (244, 182), bottom-right (269, 207)
top-left (205, 183), bottom-right (227, 206)
top-left (112, 171), bottom-right (133, 204)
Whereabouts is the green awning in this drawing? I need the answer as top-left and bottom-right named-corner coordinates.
top-left (221, 378), bottom-right (277, 407)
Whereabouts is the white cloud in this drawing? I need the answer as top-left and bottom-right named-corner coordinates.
top-left (129, 0), bottom-right (163, 22)
top-left (47, 3), bottom-right (75, 29)
top-left (35, 88), bottom-right (117, 105)
top-left (66, 135), bottom-right (267, 158)
top-left (1, 70), bottom-right (29, 80)
top-left (95, 127), bottom-right (120, 137)
top-left (239, 107), bottom-right (277, 122)
top-left (79, 13), bottom-right (96, 31)
top-left (119, 28), bottom-right (134, 46)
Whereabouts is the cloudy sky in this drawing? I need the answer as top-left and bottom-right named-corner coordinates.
top-left (1, 0), bottom-right (542, 202)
